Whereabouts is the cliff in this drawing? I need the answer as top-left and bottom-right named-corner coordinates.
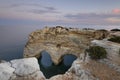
top-left (0, 26), bottom-right (120, 80)
top-left (24, 26), bottom-right (108, 65)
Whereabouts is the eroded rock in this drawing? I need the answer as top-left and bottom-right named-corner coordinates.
top-left (24, 26), bottom-right (109, 65)
top-left (91, 40), bottom-right (120, 72)
top-left (0, 57), bottom-right (45, 80)
top-left (0, 63), bottom-right (15, 80)
top-left (10, 58), bottom-right (40, 76)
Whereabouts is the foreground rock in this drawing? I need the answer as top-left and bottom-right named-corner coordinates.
top-left (24, 26), bottom-right (109, 65)
top-left (48, 43), bottom-right (120, 80)
top-left (0, 58), bottom-right (45, 80)
top-left (1, 30), bottom-right (120, 80)
top-left (0, 62), bottom-right (15, 80)
top-left (47, 37), bottom-right (120, 80)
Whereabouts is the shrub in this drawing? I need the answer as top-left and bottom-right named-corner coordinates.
top-left (97, 29), bottom-right (108, 32)
top-left (111, 29), bottom-right (120, 31)
top-left (87, 46), bottom-right (107, 60)
top-left (108, 36), bottom-right (120, 43)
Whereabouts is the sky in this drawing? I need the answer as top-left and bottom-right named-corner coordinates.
top-left (0, 0), bottom-right (120, 27)
top-left (0, 0), bottom-right (120, 60)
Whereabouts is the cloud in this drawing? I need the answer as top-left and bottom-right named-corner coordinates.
top-left (9, 3), bottom-right (42, 8)
top-left (65, 13), bottom-right (120, 19)
top-left (64, 13), bottom-right (120, 24)
top-left (26, 6), bottom-right (60, 14)
top-left (44, 7), bottom-right (56, 11)
top-left (107, 17), bottom-right (120, 23)
top-left (112, 8), bottom-right (120, 14)
top-left (9, 3), bottom-right (60, 14)
top-left (28, 9), bottom-right (60, 14)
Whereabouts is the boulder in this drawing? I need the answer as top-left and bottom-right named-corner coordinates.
top-left (0, 57), bottom-right (45, 80)
top-left (0, 63), bottom-right (15, 80)
top-left (10, 57), bottom-right (40, 76)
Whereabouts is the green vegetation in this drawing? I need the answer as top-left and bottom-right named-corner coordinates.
top-left (108, 36), bottom-right (120, 43)
top-left (86, 46), bottom-right (107, 60)
top-left (111, 29), bottom-right (120, 31)
top-left (97, 29), bottom-right (108, 32)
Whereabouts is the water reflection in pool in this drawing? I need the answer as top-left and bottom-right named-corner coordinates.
top-left (38, 51), bottom-right (77, 78)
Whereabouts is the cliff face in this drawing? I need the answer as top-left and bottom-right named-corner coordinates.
top-left (24, 26), bottom-right (108, 65)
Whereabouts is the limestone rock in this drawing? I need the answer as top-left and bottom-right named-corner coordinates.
top-left (0, 63), bottom-right (15, 80)
top-left (10, 57), bottom-right (40, 76)
top-left (68, 58), bottom-right (97, 80)
top-left (47, 39), bottom-right (120, 80)
top-left (48, 57), bottom-right (98, 80)
top-left (10, 71), bottom-right (45, 80)
top-left (24, 26), bottom-right (109, 65)
top-left (110, 32), bottom-right (120, 37)
top-left (91, 40), bottom-right (120, 72)
top-left (0, 57), bottom-right (45, 80)
top-left (49, 73), bottom-right (74, 80)
top-left (91, 40), bottom-right (120, 65)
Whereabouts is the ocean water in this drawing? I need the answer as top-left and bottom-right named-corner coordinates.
top-left (0, 25), bottom-right (42, 61)
top-left (38, 51), bottom-right (77, 78)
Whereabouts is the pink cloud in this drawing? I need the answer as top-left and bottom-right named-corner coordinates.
top-left (112, 8), bottom-right (120, 14)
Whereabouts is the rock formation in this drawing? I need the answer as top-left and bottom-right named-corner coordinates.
top-left (24, 26), bottom-right (109, 65)
top-left (0, 27), bottom-right (120, 80)
top-left (48, 39), bottom-right (120, 80)
top-left (0, 57), bottom-right (45, 80)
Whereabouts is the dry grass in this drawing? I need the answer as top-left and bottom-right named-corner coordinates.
top-left (84, 60), bottom-right (120, 80)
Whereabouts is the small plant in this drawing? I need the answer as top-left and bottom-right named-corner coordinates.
top-left (108, 36), bottom-right (120, 43)
top-left (97, 29), bottom-right (108, 32)
top-left (111, 29), bottom-right (120, 31)
top-left (87, 46), bottom-right (107, 60)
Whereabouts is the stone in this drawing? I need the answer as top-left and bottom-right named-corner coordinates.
top-left (91, 40), bottom-right (120, 73)
top-left (49, 38), bottom-right (120, 80)
top-left (24, 26), bottom-right (109, 65)
top-left (11, 71), bottom-right (45, 80)
top-left (110, 32), bottom-right (120, 37)
top-left (10, 57), bottom-right (40, 76)
top-left (0, 57), bottom-right (45, 80)
top-left (91, 40), bottom-right (120, 65)
top-left (0, 63), bottom-right (15, 80)
top-left (68, 59), bottom-right (97, 80)
top-left (49, 73), bottom-right (74, 80)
